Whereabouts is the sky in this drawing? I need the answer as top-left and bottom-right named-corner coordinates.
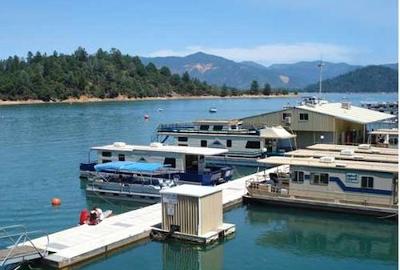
top-left (0, 0), bottom-right (397, 65)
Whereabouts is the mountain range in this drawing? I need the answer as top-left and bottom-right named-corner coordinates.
top-left (141, 52), bottom-right (396, 89)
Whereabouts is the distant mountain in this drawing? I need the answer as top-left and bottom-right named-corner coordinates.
top-left (141, 52), bottom-right (363, 89)
top-left (141, 52), bottom-right (284, 89)
top-left (268, 61), bottom-right (361, 89)
top-left (304, 65), bottom-right (398, 92)
top-left (383, 63), bottom-right (398, 70)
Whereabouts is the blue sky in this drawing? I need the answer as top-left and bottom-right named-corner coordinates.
top-left (0, 0), bottom-right (397, 65)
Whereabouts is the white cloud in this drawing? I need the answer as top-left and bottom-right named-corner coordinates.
top-left (147, 43), bottom-right (354, 65)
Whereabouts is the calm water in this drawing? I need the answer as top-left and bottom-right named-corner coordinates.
top-left (0, 93), bottom-right (397, 269)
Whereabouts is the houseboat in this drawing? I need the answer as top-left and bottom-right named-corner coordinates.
top-left (80, 142), bottom-right (233, 186)
top-left (86, 161), bottom-right (177, 203)
top-left (155, 119), bottom-right (296, 166)
top-left (367, 128), bottom-right (398, 149)
top-left (246, 151), bottom-right (398, 217)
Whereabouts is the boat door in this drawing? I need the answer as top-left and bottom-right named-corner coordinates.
top-left (185, 154), bottom-right (199, 173)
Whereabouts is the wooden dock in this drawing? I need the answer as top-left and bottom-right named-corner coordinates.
top-left (23, 167), bottom-right (282, 269)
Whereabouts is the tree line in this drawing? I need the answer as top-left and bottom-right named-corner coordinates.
top-left (0, 47), bottom-right (290, 101)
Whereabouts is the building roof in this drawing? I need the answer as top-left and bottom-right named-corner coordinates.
top-left (258, 156), bottom-right (398, 174)
top-left (160, 184), bottom-right (221, 197)
top-left (260, 126), bottom-right (296, 139)
top-left (285, 149), bottom-right (398, 163)
top-left (307, 144), bottom-right (398, 156)
top-left (296, 102), bottom-right (395, 124)
top-left (92, 142), bottom-right (228, 156)
top-left (193, 119), bottom-right (242, 125)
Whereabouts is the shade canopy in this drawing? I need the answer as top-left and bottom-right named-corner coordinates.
top-left (94, 161), bottom-right (165, 173)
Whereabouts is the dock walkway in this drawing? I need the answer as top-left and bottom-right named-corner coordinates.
top-left (24, 167), bottom-right (281, 269)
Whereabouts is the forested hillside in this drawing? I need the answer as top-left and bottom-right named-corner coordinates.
top-left (304, 65), bottom-right (398, 92)
top-left (0, 48), bottom-right (220, 101)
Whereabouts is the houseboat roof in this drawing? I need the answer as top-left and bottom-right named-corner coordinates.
top-left (369, 128), bottom-right (399, 136)
top-left (258, 156), bottom-right (398, 174)
top-left (296, 102), bottom-right (395, 124)
top-left (91, 142), bottom-right (229, 156)
top-left (260, 126), bottom-right (296, 139)
top-left (284, 149), bottom-right (398, 163)
top-left (192, 119), bottom-right (242, 125)
top-left (160, 184), bottom-right (220, 198)
top-left (307, 144), bottom-right (398, 156)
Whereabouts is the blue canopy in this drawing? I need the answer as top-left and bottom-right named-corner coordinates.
top-left (94, 161), bottom-right (165, 173)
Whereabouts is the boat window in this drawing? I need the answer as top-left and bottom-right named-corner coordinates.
top-left (320, 173), bottom-right (329, 185)
top-left (230, 125), bottom-right (237, 130)
top-left (213, 125), bottom-right (223, 131)
top-left (361, 176), bottom-right (374, 189)
top-left (311, 173), bottom-right (329, 185)
top-left (102, 160), bottom-right (111, 163)
top-left (164, 157), bottom-right (176, 168)
top-left (201, 140), bottom-right (207, 147)
top-left (151, 179), bottom-right (160, 186)
top-left (282, 113), bottom-right (291, 121)
top-left (200, 125), bottom-right (209, 131)
top-left (245, 141), bottom-right (260, 149)
top-left (227, 139), bottom-right (232, 148)
top-left (118, 154), bottom-right (125, 161)
top-left (389, 137), bottom-right (398, 145)
top-left (293, 171), bottom-right (304, 183)
top-left (299, 113), bottom-right (309, 121)
top-left (102, 151), bottom-right (112, 157)
top-left (178, 137), bottom-right (188, 142)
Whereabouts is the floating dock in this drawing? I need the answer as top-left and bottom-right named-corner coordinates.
top-left (23, 167), bottom-right (281, 269)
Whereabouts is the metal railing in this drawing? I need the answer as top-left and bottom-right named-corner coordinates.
top-left (0, 224), bottom-right (49, 267)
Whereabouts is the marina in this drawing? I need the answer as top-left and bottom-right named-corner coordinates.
top-left (0, 94), bottom-right (397, 270)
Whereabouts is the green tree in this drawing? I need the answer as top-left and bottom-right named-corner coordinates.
top-left (250, 80), bottom-right (259, 95)
top-left (262, 83), bottom-right (271, 95)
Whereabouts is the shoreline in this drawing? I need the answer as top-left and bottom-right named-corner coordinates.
top-left (0, 94), bottom-right (298, 106)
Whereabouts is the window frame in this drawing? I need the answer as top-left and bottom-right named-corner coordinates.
top-left (201, 140), bottom-right (207, 147)
top-left (361, 176), bottom-right (374, 189)
top-left (226, 139), bottom-right (232, 148)
top-left (163, 157), bottom-right (176, 168)
top-left (118, 154), bottom-right (125, 161)
top-left (102, 151), bottom-right (112, 157)
top-left (310, 173), bottom-right (329, 186)
top-left (299, 113), bottom-right (309, 121)
top-left (245, 141), bottom-right (261, 149)
top-left (293, 171), bottom-right (304, 184)
top-left (177, 137), bottom-right (188, 142)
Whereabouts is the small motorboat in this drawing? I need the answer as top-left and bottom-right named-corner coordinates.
top-left (209, 107), bottom-right (217, 113)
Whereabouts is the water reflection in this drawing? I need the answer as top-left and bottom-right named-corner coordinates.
top-left (162, 240), bottom-right (224, 270)
top-left (246, 204), bottom-right (398, 262)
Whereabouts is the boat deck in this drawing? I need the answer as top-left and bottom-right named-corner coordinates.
top-left (23, 167), bottom-right (283, 269)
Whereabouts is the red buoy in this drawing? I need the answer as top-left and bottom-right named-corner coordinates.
top-left (51, 197), bottom-right (61, 206)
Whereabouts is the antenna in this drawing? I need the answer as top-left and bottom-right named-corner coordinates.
top-left (317, 60), bottom-right (325, 98)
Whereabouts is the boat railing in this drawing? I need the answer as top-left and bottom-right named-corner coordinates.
top-left (156, 123), bottom-right (195, 132)
top-left (0, 224), bottom-right (49, 267)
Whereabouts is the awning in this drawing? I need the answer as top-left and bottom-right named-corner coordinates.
top-left (260, 126), bottom-right (296, 139)
top-left (94, 161), bottom-right (165, 173)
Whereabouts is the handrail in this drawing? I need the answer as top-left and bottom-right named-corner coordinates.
top-left (0, 224), bottom-right (49, 267)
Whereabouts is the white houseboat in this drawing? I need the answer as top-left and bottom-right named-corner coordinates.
top-left (246, 150), bottom-right (398, 217)
top-left (80, 142), bottom-right (233, 186)
top-left (155, 119), bottom-right (296, 166)
top-left (367, 128), bottom-right (398, 149)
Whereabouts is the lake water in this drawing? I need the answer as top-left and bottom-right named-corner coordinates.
top-left (0, 93), bottom-right (397, 269)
